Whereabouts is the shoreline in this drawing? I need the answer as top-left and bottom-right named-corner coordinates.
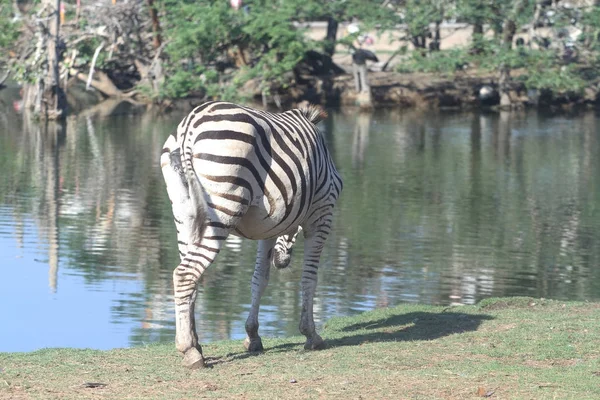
top-left (259, 68), bottom-right (599, 112)
top-left (3, 68), bottom-right (597, 118)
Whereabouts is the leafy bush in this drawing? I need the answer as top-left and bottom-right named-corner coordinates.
top-left (397, 40), bottom-right (587, 95)
top-left (0, 5), bottom-right (21, 61)
top-left (398, 48), bottom-right (472, 75)
top-left (521, 64), bottom-right (586, 94)
top-left (158, 0), bottom-right (312, 100)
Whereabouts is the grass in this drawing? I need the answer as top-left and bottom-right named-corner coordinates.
top-left (1, 297), bottom-right (600, 399)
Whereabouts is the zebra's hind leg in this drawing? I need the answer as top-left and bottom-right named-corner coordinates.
top-left (244, 238), bottom-right (276, 352)
top-left (299, 218), bottom-right (332, 350)
top-left (173, 229), bottom-right (226, 369)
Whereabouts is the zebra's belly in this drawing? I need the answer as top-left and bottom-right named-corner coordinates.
top-left (234, 205), bottom-right (298, 240)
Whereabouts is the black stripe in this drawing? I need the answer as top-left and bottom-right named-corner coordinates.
top-left (206, 221), bottom-right (232, 229)
top-left (203, 235), bottom-right (228, 241)
top-left (242, 109), bottom-right (307, 226)
top-left (194, 152), bottom-right (271, 206)
top-left (187, 251), bottom-right (214, 263)
top-left (270, 113), bottom-right (307, 159)
top-left (196, 244), bottom-right (220, 253)
top-left (207, 202), bottom-right (245, 217)
top-left (199, 173), bottom-right (254, 202)
top-left (194, 130), bottom-right (255, 146)
top-left (193, 111), bottom-right (285, 216)
top-left (193, 101), bottom-right (218, 114)
top-left (210, 191), bottom-right (250, 206)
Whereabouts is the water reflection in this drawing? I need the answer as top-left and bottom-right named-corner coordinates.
top-left (0, 102), bottom-right (599, 352)
top-left (352, 112), bottom-right (371, 168)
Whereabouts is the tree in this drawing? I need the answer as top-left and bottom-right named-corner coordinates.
top-left (498, 0), bottom-right (530, 108)
top-left (159, 0), bottom-right (318, 100)
top-left (14, 0), bottom-right (67, 119)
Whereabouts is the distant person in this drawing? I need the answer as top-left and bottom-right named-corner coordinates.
top-left (346, 22), bottom-right (378, 93)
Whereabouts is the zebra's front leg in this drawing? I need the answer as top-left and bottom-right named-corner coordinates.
top-left (299, 226), bottom-right (330, 350)
top-left (244, 238), bottom-right (276, 352)
top-left (173, 234), bottom-right (225, 369)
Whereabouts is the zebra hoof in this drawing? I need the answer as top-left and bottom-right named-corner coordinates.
top-left (182, 347), bottom-right (205, 369)
top-left (304, 335), bottom-right (326, 350)
top-left (243, 337), bottom-right (264, 353)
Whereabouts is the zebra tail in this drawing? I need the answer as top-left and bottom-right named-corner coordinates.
top-left (181, 142), bottom-right (207, 243)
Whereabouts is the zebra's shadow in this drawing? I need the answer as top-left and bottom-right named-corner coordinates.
top-left (204, 352), bottom-right (259, 367)
top-left (324, 310), bottom-right (494, 347)
top-left (205, 310), bottom-right (493, 366)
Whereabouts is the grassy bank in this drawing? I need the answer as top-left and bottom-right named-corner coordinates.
top-left (2, 297), bottom-right (599, 399)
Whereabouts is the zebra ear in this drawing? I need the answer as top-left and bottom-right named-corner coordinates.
top-left (297, 101), bottom-right (328, 125)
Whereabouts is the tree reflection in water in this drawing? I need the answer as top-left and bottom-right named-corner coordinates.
top-left (1, 101), bottom-right (600, 351)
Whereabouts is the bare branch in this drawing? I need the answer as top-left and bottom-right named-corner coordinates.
top-left (86, 42), bottom-right (105, 91)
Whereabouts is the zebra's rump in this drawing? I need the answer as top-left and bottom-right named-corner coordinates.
top-left (180, 102), bottom-right (323, 237)
top-left (163, 100), bottom-right (341, 246)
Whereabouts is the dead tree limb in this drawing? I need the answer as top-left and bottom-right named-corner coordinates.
top-left (86, 42), bottom-right (105, 91)
top-left (0, 70), bottom-right (10, 87)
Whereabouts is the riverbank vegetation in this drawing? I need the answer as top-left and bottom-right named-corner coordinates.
top-left (2, 0), bottom-right (600, 118)
top-left (1, 298), bottom-right (599, 399)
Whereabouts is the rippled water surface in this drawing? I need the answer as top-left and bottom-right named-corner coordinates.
top-left (1, 104), bottom-right (599, 352)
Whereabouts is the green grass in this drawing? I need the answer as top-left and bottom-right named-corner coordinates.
top-left (2, 297), bottom-right (600, 399)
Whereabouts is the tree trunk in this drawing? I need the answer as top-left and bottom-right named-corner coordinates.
top-left (48, 0), bottom-right (60, 89)
top-left (324, 16), bottom-right (338, 57)
top-left (411, 35), bottom-right (427, 55)
top-left (499, 66), bottom-right (512, 108)
top-left (431, 21), bottom-right (441, 51)
top-left (35, 0), bottom-right (67, 119)
top-left (528, 1), bottom-right (543, 48)
top-left (471, 17), bottom-right (484, 54)
top-left (583, 0), bottom-right (600, 49)
top-left (498, 0), bottom-right (529, 109)
top-left (146, 0), bottom-right (162, 49)
top-left (502, 0), bottom-right (528, 50)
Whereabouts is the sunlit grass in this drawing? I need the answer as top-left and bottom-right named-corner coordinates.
top-left (1, 297), bottom-right (599, 399)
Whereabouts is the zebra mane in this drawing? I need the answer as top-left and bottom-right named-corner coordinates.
top-left (297, 101), bottom-right (328, 125)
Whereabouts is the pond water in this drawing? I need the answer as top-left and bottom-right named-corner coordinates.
top-left (1, 103), bottom-right (599, 352)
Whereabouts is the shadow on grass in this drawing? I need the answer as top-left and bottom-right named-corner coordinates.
top-left (327, 310), bottom-right (494, 347)
top-left (207, 310), bottom-right (493, 366)
top-left (205, 352), bottom-right (259, 367)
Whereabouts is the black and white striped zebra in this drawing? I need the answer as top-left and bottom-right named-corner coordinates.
top-left (160, 101), bottom-right (343, 368)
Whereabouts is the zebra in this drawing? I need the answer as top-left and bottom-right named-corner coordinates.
top-left (160, 101), bottom-right (343, 368)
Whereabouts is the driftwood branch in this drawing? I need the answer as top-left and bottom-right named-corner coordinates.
top-left (87, 42), bottom-right (105, 91)
top-left (72, 68), bottom-right (124, 97)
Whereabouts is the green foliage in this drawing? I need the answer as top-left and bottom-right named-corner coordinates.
top-left (398, 48), bottom-right (471, 74)
top-left (160, 70), bottom-right (207, 99)
top-left (403, 0), bottom-right (445, 40)
top-left (397, 29), bottom-right (588, 95)
top-left (522, 64), bottom-right (586, 94)
top-left (580, 6), bottom-right (600, 53)
top-left (156, 0), bottom-right (395, 100)
top-left (2, 0), bottom-right (599, 102)
top-left (158, 0), bottom-right (312, 100)
top-left (0, 4), bottom-right (20, 56)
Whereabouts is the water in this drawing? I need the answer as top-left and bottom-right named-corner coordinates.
top-left (1, 104), bottom-right (599, 352)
